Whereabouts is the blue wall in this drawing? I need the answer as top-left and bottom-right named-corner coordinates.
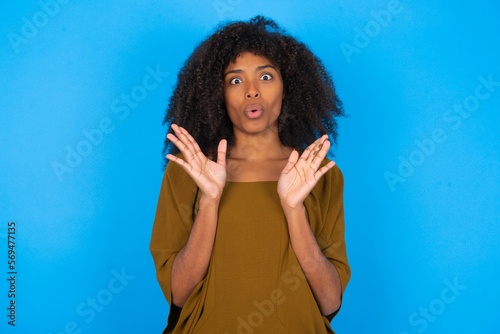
top-left (1, 1), bottom-right (499, 333)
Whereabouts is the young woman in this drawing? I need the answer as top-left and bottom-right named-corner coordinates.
top-left (150, 16), bottom-right (350, 333)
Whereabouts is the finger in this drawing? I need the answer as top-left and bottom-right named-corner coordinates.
top-left (166, 153), bottom-right (192, 172)
top-left (305, 135), bottom-right (328, 163)
top-left (178, 126), bottom-right (199, 148)
top-left (309, 148), bottom-right (331, 175)
top-left (170, 123), bottom-right (183, 138)
top-left (310, 137), bottom-right (331, 167)
top-left (178, 126), bottom-right (205, 161)
top-left (166, 132), bottom-right (187, 152)
top-left (300, 140), bottom-right (319, 162)
top-left (173, 125), bottom-right (196, 150)
top-left (170, 125), bottom-right (200, 161)
top-left (314, 160), bottom-right (336, 179)
top-left (216, 139), bottom-right (227, 167)
top-left (169, 124), bottom-right (191, 152)
top-left (167, 131), bottom-right (193, 160)
top-left (281, 150), bottom-right (299, 175)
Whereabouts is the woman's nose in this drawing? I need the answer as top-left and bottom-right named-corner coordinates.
top-left (245, 82), bottom-right (260, 99)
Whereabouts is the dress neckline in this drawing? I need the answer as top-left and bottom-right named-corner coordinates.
top-left (225, 180), bottom-right (278, 184)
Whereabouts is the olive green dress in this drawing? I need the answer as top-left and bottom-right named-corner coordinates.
top-left (150, 159), bottom-right (350, 333)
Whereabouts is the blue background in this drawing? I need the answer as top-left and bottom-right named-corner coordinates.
top-left (1, 1), bottom-right (499, 333)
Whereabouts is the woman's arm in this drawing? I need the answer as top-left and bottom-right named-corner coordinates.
top-left (166, 124), bottom-right (227, 307)
top-left (171, 195), bottom-right (220, 306)
top-left (278, 135), bottom-right (342, 315)
top-left (282, 204), bottom-right (342, 315)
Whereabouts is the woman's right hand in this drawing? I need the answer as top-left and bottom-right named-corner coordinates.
top-left (166, 123), bottom-right (227, 200)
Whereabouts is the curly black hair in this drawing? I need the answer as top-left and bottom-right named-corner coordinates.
top-left (162, 16), bottom-right (344, 165)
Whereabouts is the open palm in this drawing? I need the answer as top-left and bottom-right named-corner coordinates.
top-left (166, 124), bottom-right (227, 200)
top-left (278, 135), bottom-right (336, 208)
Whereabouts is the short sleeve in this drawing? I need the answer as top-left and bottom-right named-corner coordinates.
top-left (320, 165), bottom-right (350, 293)
top-left (149, 160), bottom-right (199, 304)
top-left (304, 162), bottom-right (351, 315)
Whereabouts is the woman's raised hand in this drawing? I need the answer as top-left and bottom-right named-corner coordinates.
top-left (166, 124), bottom-right (227, 200)
top-left (278, 135), bottom-right (335, 209)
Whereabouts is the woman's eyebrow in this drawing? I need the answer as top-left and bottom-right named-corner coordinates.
top-left (256, 64), bottom-right (277, 71)
top-left (224, 69), bottom-right (243, 77)
top-left (224, 64), bottom-right (277, 77)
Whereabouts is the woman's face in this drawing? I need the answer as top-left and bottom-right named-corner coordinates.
top-left (223, 52), bottom-right (284, 138)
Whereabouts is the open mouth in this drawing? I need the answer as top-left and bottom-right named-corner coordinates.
top-left (245, 104), bottom-right (263, 119)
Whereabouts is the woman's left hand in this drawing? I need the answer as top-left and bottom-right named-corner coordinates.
top-left (278, 135), bottom-right (336, 209)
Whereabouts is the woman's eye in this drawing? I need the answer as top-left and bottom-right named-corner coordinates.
top-left (261, 74), bottom-right (273, 81)
top-left (230, 78), bottom-right (242, 85)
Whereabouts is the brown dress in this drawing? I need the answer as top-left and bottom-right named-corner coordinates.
top-left (150, 158), bottom-right (350, 333)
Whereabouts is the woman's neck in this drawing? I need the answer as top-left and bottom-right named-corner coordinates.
top-left (230, 130), bottom-right (293, 162)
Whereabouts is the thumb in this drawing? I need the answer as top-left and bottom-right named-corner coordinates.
top-left (216, 139), bottom-right (227, 167)
top-left (281, 150), bottom-right (299, 174)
